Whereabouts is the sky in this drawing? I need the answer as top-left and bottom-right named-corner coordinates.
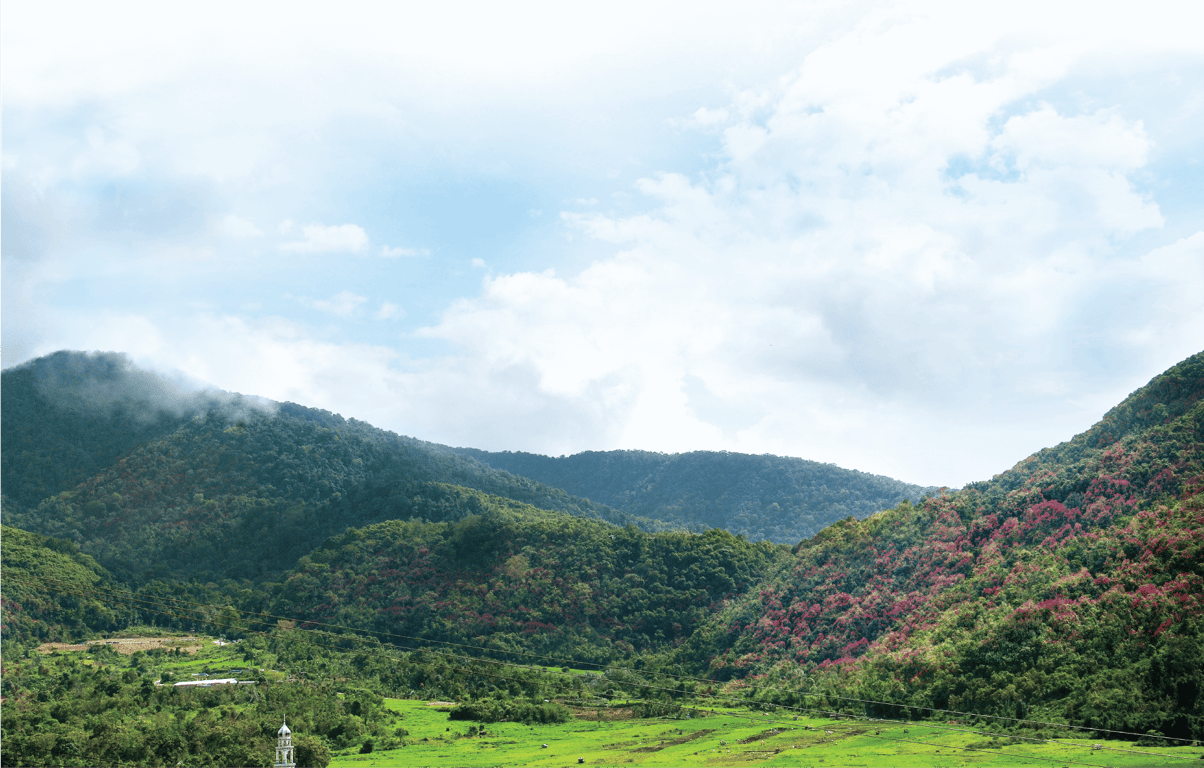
top-left (4, 0), bottom-right (1203, 488)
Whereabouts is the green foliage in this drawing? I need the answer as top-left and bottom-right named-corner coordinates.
top-left (0, 641), bottom-right (397, 767)
top-left (0, 524), bottom-right (135, 649)
top-left (296, 733), bottom-right (334, 767)
top-left (448, 698), bottom-right (571, 724)
top-left (267, 492), bottom-right (789, 664)
top-left (0, 352), bottom-right (205, 514)
top-left (698, 351), bottom-right (1204, 741)
top-left (4, 348), bottom-right (1204, 748)
top-left (456, 448), bottom-right (936, 544)
top-left (2, 352), bottom-right (666, 586)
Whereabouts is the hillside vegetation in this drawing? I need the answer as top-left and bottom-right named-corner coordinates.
top-left (267, 486), bottom-right (789, 665)
top-left (1, 352), bottom-right (663, 583)
top-left (456, 448), bottom-right (937, 544)
top-left (0, 525), bottom-right (135, 644)
top-left (1, 348), bottom-right (1202, 750)
top-left (690, 351), bottom-right (1204, 741)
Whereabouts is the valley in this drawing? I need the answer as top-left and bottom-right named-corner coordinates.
top-left (4, 632), bottom-right (1199, 767)
top-left (2, 349), bottom-right (1202, 766)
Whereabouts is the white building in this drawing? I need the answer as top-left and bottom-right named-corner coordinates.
top-left (275, 718), bottom-right (296, 768)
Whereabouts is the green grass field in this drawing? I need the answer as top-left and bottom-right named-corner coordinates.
top-left (330, 700), bottom-right (1203, 768)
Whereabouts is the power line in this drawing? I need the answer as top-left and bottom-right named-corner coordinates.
top-left (10, 570), bottom-right (1194, 763)
top-left (9, 571), bottom-right (1194, 747)
top-left (9, 573), bottom-right (1196, 764)
top-left (18, 578), bottom-right (1113, 767)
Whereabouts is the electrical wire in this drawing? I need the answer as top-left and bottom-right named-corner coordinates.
top-left (8, 572), bottom-right (1197, 764)
top-left (2, 565), bottom-right (1184, 751)
top-left (9, 571), bottom-right (1195, 747)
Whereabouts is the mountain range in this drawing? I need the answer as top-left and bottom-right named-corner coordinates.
top-left (2, 348), bottom-right (1201, 744)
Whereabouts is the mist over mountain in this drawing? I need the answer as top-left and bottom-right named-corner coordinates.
top-left (2, 350), bottom-right (932, 585)
top-left (2, 348), bottom-right (1201, 745)
top-left (2, 352), bottom-right (665, 582)
top-left (0, 351), bottom-right (280, 512)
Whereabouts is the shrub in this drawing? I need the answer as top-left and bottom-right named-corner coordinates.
top-left (448, 698), bottom-right (571, 724)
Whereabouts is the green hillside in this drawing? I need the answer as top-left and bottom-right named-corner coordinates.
top-left (1, 350), bottom-right (928, 583)
top-left (1, 352), bottom-right (663, 584)
top-left (688, 351), bottom-right (1204, 741)
top-left (2, 348), bottom-right (1202, 749)
top-left (265, 485), bottom-right (789, 665)
top-left (455, 448), bottom-right (938, 544)
top-left (0, 525), bottom-right (135, 646)
top-left (0, 351), bottom-right (205, 513)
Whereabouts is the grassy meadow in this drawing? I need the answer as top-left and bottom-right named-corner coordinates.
top-left (13, 636), bottom-right (1202, 768)
top-left (331, 700), bottom-right (1204, 768)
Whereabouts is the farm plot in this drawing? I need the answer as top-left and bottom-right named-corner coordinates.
top-left (331, 701), bottom-right (1204, 767)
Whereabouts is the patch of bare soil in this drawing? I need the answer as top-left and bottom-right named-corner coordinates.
top-left (36, 637), bottom-right (203, 655)
top-left (738, 728), bottom-right (788, 744)
top-left (570, 707), bottom-right (636, 720)
top-left (633, 728), bottom-right (717, 752)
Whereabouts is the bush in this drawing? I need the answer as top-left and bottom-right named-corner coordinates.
top-left (634, 700), bottom-right (681, 718)
top-left (448, 698), bottom-right (571, 725)
top-left (294, 734), bottom-right (332, 768)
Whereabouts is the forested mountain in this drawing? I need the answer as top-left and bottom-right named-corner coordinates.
top-left (0, 352), bottom-right (208, 514)
top-left (1, 352), bottom-right (663, 583)
top-left (1, 350), bottom-right (928, 583)
top-left (2, 348), bottom-right (1202, 746)
top-left (0, 525), bottom-right (135, 644)
top-left (266, 486), bottom-right (789, 665)
top-left (456, 448), bottom-right (937, 544)
top-left (683, 351), bottom-right (1204, 741)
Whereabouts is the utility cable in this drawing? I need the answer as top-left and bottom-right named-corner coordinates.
top-left (9, 571), bottom-right (1192, 747)
top-left (9, 573), bottom-right (1195, 764)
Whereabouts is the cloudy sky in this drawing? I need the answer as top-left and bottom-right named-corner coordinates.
top-left (4, 0), bottom-right (1203, 487)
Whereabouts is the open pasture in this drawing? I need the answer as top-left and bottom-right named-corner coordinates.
top-left (332, 700), bottom-right (1204, 767)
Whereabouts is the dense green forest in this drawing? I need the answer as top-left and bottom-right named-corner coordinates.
top-left (1, 525), bottom-right (640, 767)
top-left (3, 348), bottom-right (1203, 763)
top-left (2, 352), bottom-right (669, 583)
top-left (0, 617), bottom-right (489, 767)
top-left (264, 488), bottom-right (788, 665)
top-left (0, 526), bottom-right (135, 644)
top-left (684, 351), bottom-right (1204, 740)
top-left (455, 448), bottom-right (936, 544)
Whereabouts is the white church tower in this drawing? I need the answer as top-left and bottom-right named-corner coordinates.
top-left (275, 718), bottom-right (296, 768)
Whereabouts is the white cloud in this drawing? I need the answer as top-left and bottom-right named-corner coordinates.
top-left (6, 0), bottom-right (1204, 489)
top-left (213, 214), bottom-right (263, 238)
top-left (280, 224), bottom-right (370, 253)
top-left (380, 245), bottom-right (428, 258)
top-left (689, 106), bottom-right (730, 127)
top-left (376, 301), bottom-right (404, 320)
top-left (297, 290), bottom-right (368, 318)
top-left (399, 9), bottom-right (1204, 485)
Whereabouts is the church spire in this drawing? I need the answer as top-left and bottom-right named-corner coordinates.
top-left (275, 717), bottom-right (295, 768)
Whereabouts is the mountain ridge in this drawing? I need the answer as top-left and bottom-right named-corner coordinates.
top-left (454, 446), bottom-right (938, 544)
top-left (2, 348), bottom-right (1201, 744)
top-left (682, 350), bottom-right (1204, 739)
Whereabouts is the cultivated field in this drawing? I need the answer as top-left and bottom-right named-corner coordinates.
top-left (35, 636), bottom-right (205, 655)
top-left (330, 700), bottom-right (1204, 767)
